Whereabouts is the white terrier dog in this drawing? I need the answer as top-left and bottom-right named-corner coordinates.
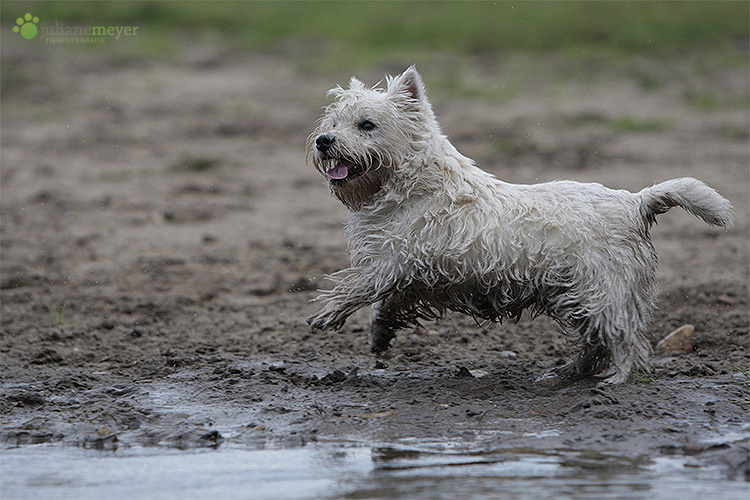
top-left (306, 66), bottom-right (734, 384)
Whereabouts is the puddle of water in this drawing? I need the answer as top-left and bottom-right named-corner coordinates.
top-left (1, 442), bottom-right (746, 500)
top-left (1, 444), bottom-right (354, 500)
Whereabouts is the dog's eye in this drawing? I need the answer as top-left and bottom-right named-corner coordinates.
top-left (359, 120), bottom-right (376, 132)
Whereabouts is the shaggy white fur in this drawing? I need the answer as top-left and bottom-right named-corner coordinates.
top-left (306, 66), bottom-right (734, 384)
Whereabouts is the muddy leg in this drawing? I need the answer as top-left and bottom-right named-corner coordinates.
top-left (553, 304), bottom-right (651, 384)
top-left (536, 312), bottom-right (613, 384)
top-left (368, 300), bottom-right (400, 353)
top-left (555, 343), bottom-right (612, 380)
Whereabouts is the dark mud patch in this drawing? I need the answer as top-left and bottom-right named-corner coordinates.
top-left (2, 358), bottom-right (748, 484)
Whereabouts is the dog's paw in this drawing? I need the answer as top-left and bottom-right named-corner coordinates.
top-left (306, 315), bottom-right (327, 331)
top-left (534, 370), bottom-right (566, 388)
top-left (368, 323), bottom-right (396, 353)
top-left (307, 307), bottom-right (346, 331)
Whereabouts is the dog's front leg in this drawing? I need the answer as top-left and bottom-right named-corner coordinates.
top-left (307, 299), bottom-right (359, 331)
top-left (369, 297), bottom-right (414, 353)
top-left (369, 301), bottom-right (396, 353)
top-left (307, 267), bottom-right (383, 332)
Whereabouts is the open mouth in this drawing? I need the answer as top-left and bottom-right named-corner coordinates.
top-left (314, 152), bottom-right (389, 209)
top-left (325, 159), bottom-right (364, 184)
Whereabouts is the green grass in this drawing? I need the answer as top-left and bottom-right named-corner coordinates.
top-left (633, 367), bottom-right (657, 384)
top-left (685, 90), bottom-right (723, 110)
top-left (492, 136), bottom-right (537, 156)
top-left (611, 116), bottom-right (676, 133)
top-left (683, 88), bottom-right (750, 111)
top-left (3, 1), bottom-right (748, 63)
top-left (169, 156), bottom-right (223, 173)
top-left (736, 368), bottom-right (750, 391)
top-left (49, 303), bottom-right (67, 326)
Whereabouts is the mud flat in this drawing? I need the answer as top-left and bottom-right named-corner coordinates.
top-left (1, 42), bottom-right (748, 498)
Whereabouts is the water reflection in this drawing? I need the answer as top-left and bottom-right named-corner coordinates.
top-left (1, 442), bottom-right (745, 500)
top-left (338, 445), bottom-right (743, 500)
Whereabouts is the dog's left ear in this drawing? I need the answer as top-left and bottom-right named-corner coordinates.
top-left (399, 66), bottom-right (426, 102)
top-left (389, 65), bottom-right (428, 109)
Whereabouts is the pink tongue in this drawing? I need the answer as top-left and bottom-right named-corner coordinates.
top-left (326, 163), bottom-right (349, 180)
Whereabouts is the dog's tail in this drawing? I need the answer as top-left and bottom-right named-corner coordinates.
top-left (639, 177), bottom-right (734, 227)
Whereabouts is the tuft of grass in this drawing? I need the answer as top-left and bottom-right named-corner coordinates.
top-left (567, 112), bottom-right (609, 126)
top-left (492, 136), bottom-right (537, 156)
top-left (735, 368), bottom-right (750, 391)
top-left (634, 72), bottom-right (665, 91)
top-left (715, 124), bottom-right (749, 140)
top-left (633, 367), bottom-right (657, 384)
top-left (49, 303), bottom-right (67, 326)
top-left (169, 156), bottom-right (222, 173)
top-left (611, 116), bottom-right (676, 133)
top-left (0, 59), bottom-right (30, 94)
top-left (684, 90), bottom-right (722, 110)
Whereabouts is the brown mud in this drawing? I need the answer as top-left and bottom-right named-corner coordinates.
top-left (1, 44), bottom-right (748, 481)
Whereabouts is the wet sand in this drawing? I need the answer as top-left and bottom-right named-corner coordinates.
top-left (1, 43), bottom-right (748, 488)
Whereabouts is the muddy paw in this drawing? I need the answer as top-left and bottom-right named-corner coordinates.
top-left (534, 370), bottom-right (566, 387)
top-left (307, 310), bottom-right (345, 331)
top-left (368, 324), bottom-right (395, 353)
top-left (307, 315), bottom-right (328, 331)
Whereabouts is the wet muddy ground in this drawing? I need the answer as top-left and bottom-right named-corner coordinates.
top-left (1, 40), bottom-right (748, 497)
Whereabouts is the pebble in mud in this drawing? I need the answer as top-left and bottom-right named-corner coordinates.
top-left (656, 324), bottom-right (695, 353)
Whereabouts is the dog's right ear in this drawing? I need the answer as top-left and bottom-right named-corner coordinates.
top-left (349, 76), bottom-right (366, 91)
top-left (326, 77), bottom-right (367, 100)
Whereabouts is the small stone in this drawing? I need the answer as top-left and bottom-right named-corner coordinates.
top-left (319, 369), bottom-right (346, 384)
top-left (498, 350), bottom-right (517, 358)
top-left (199, 430), bottom-right (223, 444)
top-left (716, 295), bottom-right (736, 306)
top-left (151, 211), bottom-right (166, 225)
top-left (656, 324), bottom-right (694, 353)
top-left (31, 348), bottom-right (63, 365)
top-left (129, 326), bottom-right (144, 338)
top-left (683, 443), bottom-right (704, 455)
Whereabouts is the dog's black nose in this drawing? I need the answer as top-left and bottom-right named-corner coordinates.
top-left (316, 134), bottom-right (334, 152)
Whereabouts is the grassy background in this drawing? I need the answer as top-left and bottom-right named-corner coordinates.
top-left (3, 0), bottom-right (748, 62)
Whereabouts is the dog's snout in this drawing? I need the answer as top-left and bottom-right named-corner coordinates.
top-left (316, 134), bottom-right (335, 153)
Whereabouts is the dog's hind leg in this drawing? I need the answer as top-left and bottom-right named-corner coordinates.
top-left (544, 314), bottom-right (613, 383)
top-left (555, 341), bottom-right (612, 381)
top-left (543, 293), bottom-right (652, 384)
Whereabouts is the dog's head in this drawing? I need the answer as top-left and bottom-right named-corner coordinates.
top-left (306, 66), bottom-right (438, 210)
